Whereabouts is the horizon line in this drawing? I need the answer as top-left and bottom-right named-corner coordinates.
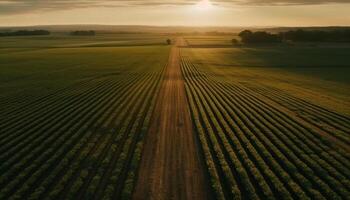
top-left (1, 24), bottom-right (350, 28)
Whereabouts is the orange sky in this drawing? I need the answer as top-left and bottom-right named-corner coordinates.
top-left (0, 0), bottom-right (349, 26)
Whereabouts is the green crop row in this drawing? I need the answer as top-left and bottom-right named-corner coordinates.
top-left (180, 56), bottom-right (350, 200)
top-left (0, 62), bottom-right (166, 200)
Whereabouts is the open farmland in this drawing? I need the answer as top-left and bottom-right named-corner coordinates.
top-left (181, 42), bottom-right (350, 199)
top-left (0, 33), bottom-right (170, 48)
top-left (184, 35), bottom-right (237, 47)
top-left (0, 33), bottom-right (349, 200)
top-left (0, 35), bottom-right (170, 199)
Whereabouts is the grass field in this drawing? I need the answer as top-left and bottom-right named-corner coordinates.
top-left (0, 34), bottom-right (349, 200)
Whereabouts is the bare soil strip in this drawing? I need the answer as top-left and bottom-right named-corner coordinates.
top-left (133, 38), bottom-right (211, 200)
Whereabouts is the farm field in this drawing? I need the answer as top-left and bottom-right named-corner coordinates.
top-left (1, 0), bottom-right (350, 198)
top-left (0, 33), bottom-right (170, 49)
top-left (181, 42), bottom-right (350, 199)
top-left (0, 34), bottom-right (349, 200)
top-left (0, 34), bottom-right (170, 199)
top-left (184, 35), bottom-right (237, 46)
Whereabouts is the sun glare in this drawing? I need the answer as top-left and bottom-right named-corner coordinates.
top-left (195, 0), bottom-right (213, 10)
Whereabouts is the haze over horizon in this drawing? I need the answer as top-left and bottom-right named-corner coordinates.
top-left (0, 0), bottom-right (349, 27)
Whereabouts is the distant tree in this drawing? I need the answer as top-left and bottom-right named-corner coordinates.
top-left (231, 38), bottom-right (239, 45)
top-left (70, 30), bottom-right (96, 36)
top-left (166, 39), bottom-right (172, 45)
top-left (238, 30), bottom-right (281, 43)
top-left (238, 30), bottom-right (253, 41)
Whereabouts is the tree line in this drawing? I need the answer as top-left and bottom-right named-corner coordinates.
top-left (238, 30), bottom-right (281, 43)
top-left (237, 29), bottom-right (350, 43)
top-left (0, 30), bottom-right (50, 37)
top-left (70, 31), bottom-right (96, 36)
top-left (280, 29), bottom-right (350, 42)
top-left (0, 30), bottom-right (99, 37)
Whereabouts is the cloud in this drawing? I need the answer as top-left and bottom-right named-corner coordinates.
top-left (217, 0), bottom-right (350, 6)
top-left (0, 0), bottom-right (349, 15)
top-left (0, 0), bottom-right (195, 15)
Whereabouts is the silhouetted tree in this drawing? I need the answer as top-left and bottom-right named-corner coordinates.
top-left (280, 29), bottom-right (350, 42)
top-left (238, 30), bottom-right (282, 43)
top-left (238, 29), bottom-right (350, 43)
top-left (238, 30), bottom-right (253, 38)
top-left (231, 39), bottom-right (239, 45)
top-left (70, 30), bottom-right (96, 36)
top-left (0, 30), bottom-right (50, 37)
top-left (166, 39), bottom-right (172, 45)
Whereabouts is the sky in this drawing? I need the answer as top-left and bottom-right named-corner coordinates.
top-left (0, 0), bottom-right (349, 27)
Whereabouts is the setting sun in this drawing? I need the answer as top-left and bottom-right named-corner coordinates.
top-left (195, 0), bottom-right (213, 10)
top-left (0, 0), bottom-right (350, 200)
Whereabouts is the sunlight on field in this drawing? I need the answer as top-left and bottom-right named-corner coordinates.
top-left (1, 0), bottom-right (350, 197)
top-left (182, 46), bottom-right (350, 115)
top-left (0, 29), bottom-right (349, 199)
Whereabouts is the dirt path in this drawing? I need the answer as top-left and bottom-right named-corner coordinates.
top-left (133, 38), bottom-right (211, 200)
